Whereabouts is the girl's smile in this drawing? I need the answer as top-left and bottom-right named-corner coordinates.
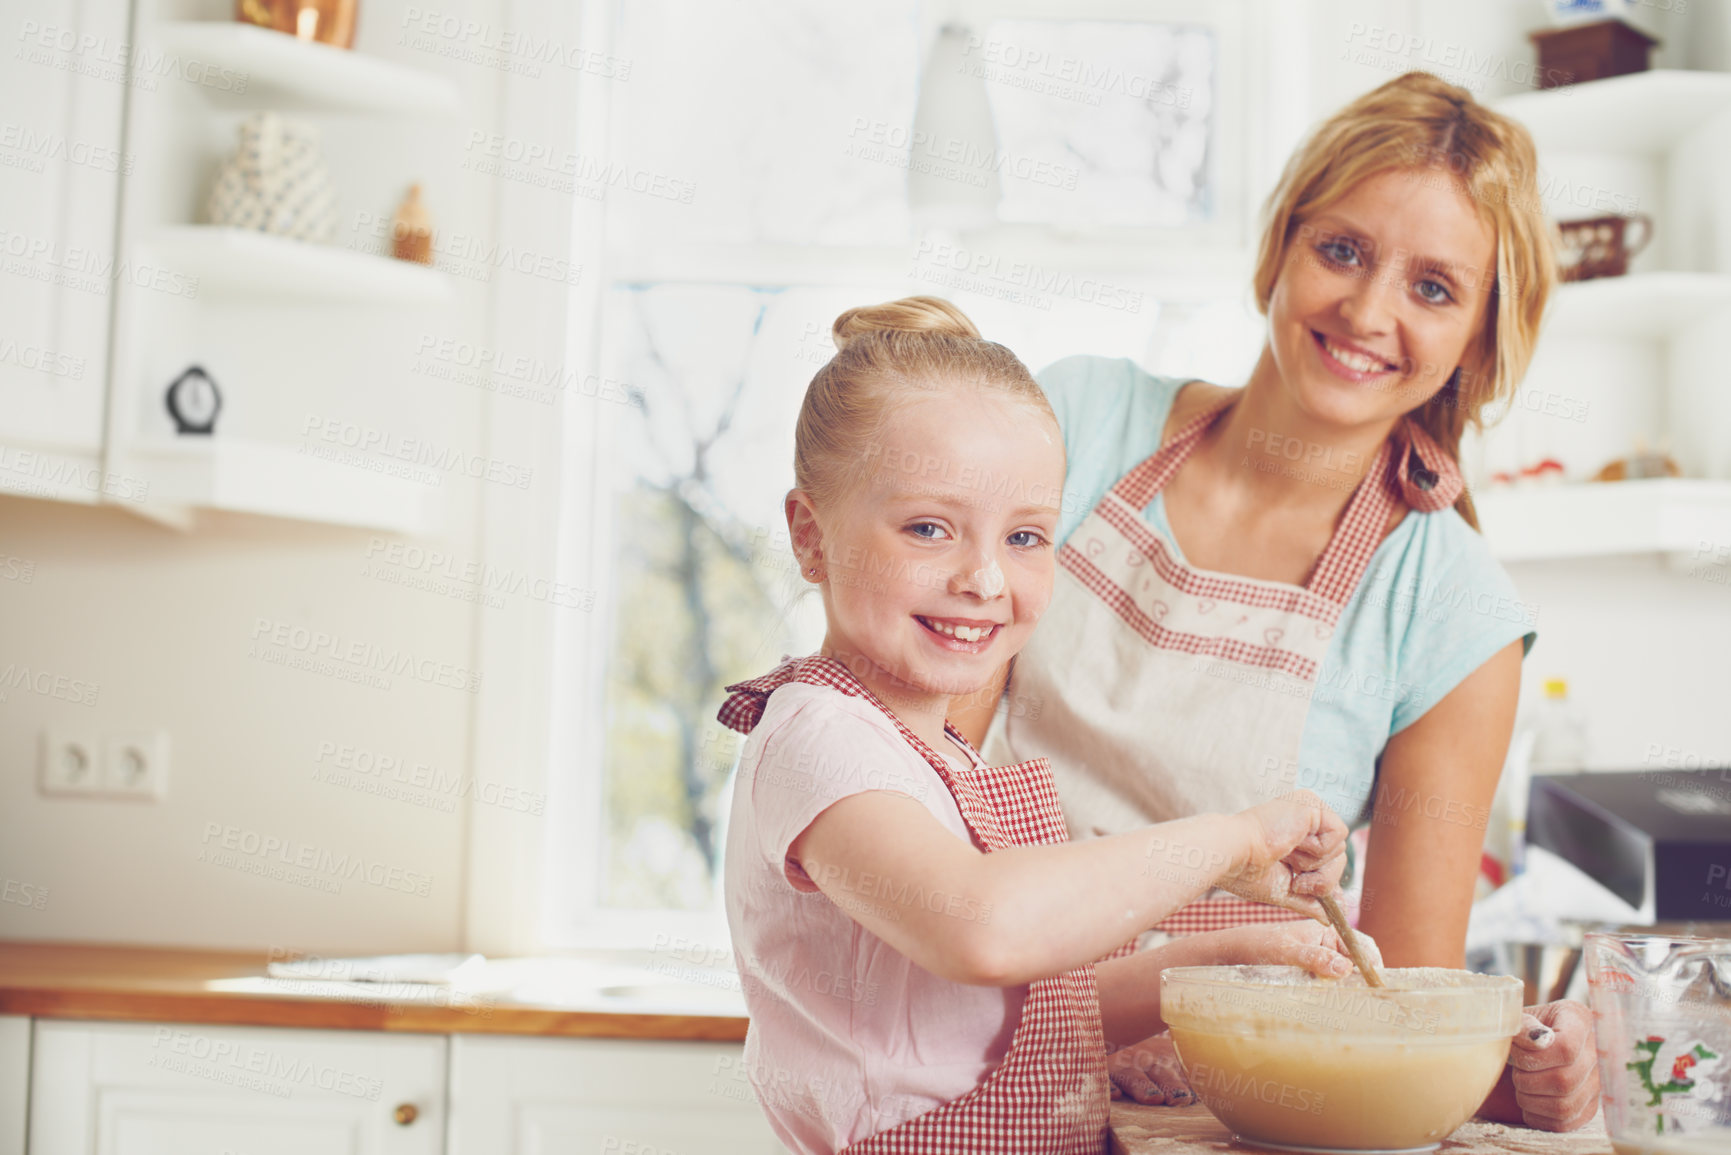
top-left (914, 615), bottom-right (1003, 650)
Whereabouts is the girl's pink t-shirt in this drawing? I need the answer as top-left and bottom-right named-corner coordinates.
top-left (722, 681), bottom-right (1026, 1155)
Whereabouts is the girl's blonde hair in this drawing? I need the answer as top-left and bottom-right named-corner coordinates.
top-left (794, 296), bottom-right (1054, 508)
top-left (1253, 71), bottom-right (1557, 527)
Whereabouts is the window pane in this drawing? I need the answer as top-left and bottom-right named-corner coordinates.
top-left (597, 284), bottom-right (879, 910)
top-left (980, 19), bottom-right (1218, 229)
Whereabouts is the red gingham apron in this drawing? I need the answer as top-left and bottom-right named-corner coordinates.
top-left (984, 397), bottom-right (1462, 938)
top-left (719, 655), bottom-right (1111, 1155)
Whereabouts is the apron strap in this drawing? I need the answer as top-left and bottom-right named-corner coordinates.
top-left (1109, 393), bottom-right (1233, 511)
top-left (1305, 419), bottom-right (1464, 603)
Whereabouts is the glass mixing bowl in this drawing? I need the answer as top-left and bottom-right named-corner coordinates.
top-left (1161, 966), bottom-right (1525, 1154)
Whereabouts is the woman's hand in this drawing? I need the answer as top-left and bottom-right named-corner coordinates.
top-left (1108, 1033), bottom-right (1195, 1106)
top-left (1505, 1001), bottom-right (1600, 1131)
top-left (1220, 792), bottom-right (1349, 915)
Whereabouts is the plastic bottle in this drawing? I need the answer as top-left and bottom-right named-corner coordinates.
top-left (1529, 678), bottom-right (1589, 773)
top-left (1486, 678), bottom-right (1588, 884)
top-left (1487, 725), bottom-right (1536, 884)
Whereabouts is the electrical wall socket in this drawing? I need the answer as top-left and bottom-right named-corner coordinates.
top-left (38, 728), bottom-right (169, 800)
top-left (40, 730), bottom-right (101, 795)
top-left (103, 732), bottom-right (169, 800)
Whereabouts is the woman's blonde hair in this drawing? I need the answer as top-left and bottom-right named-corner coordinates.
top-left (1253, 71), bottom-right (1557, 527)
top-left (794, 296), bottom-right (1054, 508)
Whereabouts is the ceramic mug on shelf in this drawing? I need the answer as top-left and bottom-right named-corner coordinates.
top-left (1556, 213), bottom-right (1653, 282)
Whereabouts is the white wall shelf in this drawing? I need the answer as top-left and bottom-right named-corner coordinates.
top-left (1477, 479), bottom-right (1731, 562)
top-left (1546, 272), bottom-right (1731, 339)
top-left (122, 438), bottom-right (442, 536)
top-left (146, 226), bottom-right (454, 306)
top-left (156, 21), bottom-right (461, 115)
top-left (1495, 70), bottom-right (1731, 154)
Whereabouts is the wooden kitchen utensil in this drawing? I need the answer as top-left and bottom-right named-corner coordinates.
top-left (1319, 891), bottom-right (1383, 987)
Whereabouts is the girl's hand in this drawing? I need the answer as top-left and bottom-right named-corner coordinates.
top-left (1190, 921), bottom-right (1380, 979)
top-left (1506, 1001), bottom-right (1600, 1131)
top-left (1220, 792), bottom-right (1349, 915)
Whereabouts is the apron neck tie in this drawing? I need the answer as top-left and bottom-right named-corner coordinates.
top-left (1392, 418), bottom-right (1464, 513)
top-left (716, 658), bottom-right (804, 736)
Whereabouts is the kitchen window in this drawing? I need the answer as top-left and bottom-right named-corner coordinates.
top-left (543, 0), bottom-right (1262, 950)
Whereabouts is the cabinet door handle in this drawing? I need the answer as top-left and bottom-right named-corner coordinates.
top-left (393, 1102), bottom-right (419, 1126)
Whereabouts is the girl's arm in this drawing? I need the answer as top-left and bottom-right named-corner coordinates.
top-left (787, 789), bottom-right (1343, 988)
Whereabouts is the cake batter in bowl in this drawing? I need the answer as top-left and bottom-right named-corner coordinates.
top-left (1162, 966), bottom-right (1524, 1153)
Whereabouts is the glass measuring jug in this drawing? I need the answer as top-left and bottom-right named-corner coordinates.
top-left (1585, 932), bottom-right (1731, 1153)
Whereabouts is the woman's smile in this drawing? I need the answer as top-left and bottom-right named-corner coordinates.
top-left (1310, 329), bottom-right (1399, 383)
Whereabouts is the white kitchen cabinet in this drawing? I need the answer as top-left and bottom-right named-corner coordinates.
top-left (448, 1035), bottom-right (788, 1155)
top-left (27, 1020), bottom-right (447, 1155)
top-left (0, 0), bottom-right (128, 480)
top-left (1, 1016), bottom-right (28, 1155)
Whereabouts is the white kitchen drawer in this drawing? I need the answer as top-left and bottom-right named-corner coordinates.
top-left (28, 1020), bottom-right (446, 1155)
top-left (449, 1035), bottom-right (787, 1155)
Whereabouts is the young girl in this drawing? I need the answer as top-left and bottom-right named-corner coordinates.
top-left (720, 297), bottom-right (1364, 1155)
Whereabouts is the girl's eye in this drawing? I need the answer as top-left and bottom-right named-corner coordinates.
top-left (906, 521), bottom-right (949, 541)
top-left (1316, 238), bottom-right (1362, 268)
top-left (1414, 278), bottom-right (1453, 305)
top-left (1007, 530), bottom-right (1047, 549)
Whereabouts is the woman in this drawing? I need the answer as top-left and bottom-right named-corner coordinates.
top-left (952, 72), bottom-right (1598, 1130)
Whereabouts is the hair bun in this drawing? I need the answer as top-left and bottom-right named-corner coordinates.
top-left (831, 296), bottom-right (980, 352)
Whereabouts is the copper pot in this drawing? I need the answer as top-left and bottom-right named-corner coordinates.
top-left (235, 0), bottom-right (357, 50)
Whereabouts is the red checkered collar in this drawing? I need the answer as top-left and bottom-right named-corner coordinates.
top-left (717, 653), bottom-right (982, 769)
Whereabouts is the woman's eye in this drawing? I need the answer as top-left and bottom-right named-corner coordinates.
top-left (907, 522), bottom-right (948, 541)
top-left (1007, 530), bottom-right (1047, 549)
top-left (1317, 238), bottom-right (1361, 268)
top-left (1414, 278), bottom-right (1453, 305)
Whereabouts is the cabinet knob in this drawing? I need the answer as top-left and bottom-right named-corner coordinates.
top-left (393, 1102), bottom-right (419, 1126)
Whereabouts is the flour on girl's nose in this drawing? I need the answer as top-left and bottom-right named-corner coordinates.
top-left (974, 560), bottom-right (1006, 598)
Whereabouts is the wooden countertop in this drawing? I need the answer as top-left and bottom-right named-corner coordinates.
top-left (1109, 1103), bottom-right (1613, 1155)
top-left (0, 942), bottom-right (1625, 1151)
top-left (0, 941), bottom-right (748, 1041)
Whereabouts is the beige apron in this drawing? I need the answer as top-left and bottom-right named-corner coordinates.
top-left (985, 396), bottom-right (1462, 935)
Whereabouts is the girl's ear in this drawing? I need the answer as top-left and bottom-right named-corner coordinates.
top-left (785, 490), bottom-right (825, 581)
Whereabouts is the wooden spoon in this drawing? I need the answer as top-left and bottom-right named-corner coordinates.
top-left (1318, 891), bottom-right (1383, 987)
